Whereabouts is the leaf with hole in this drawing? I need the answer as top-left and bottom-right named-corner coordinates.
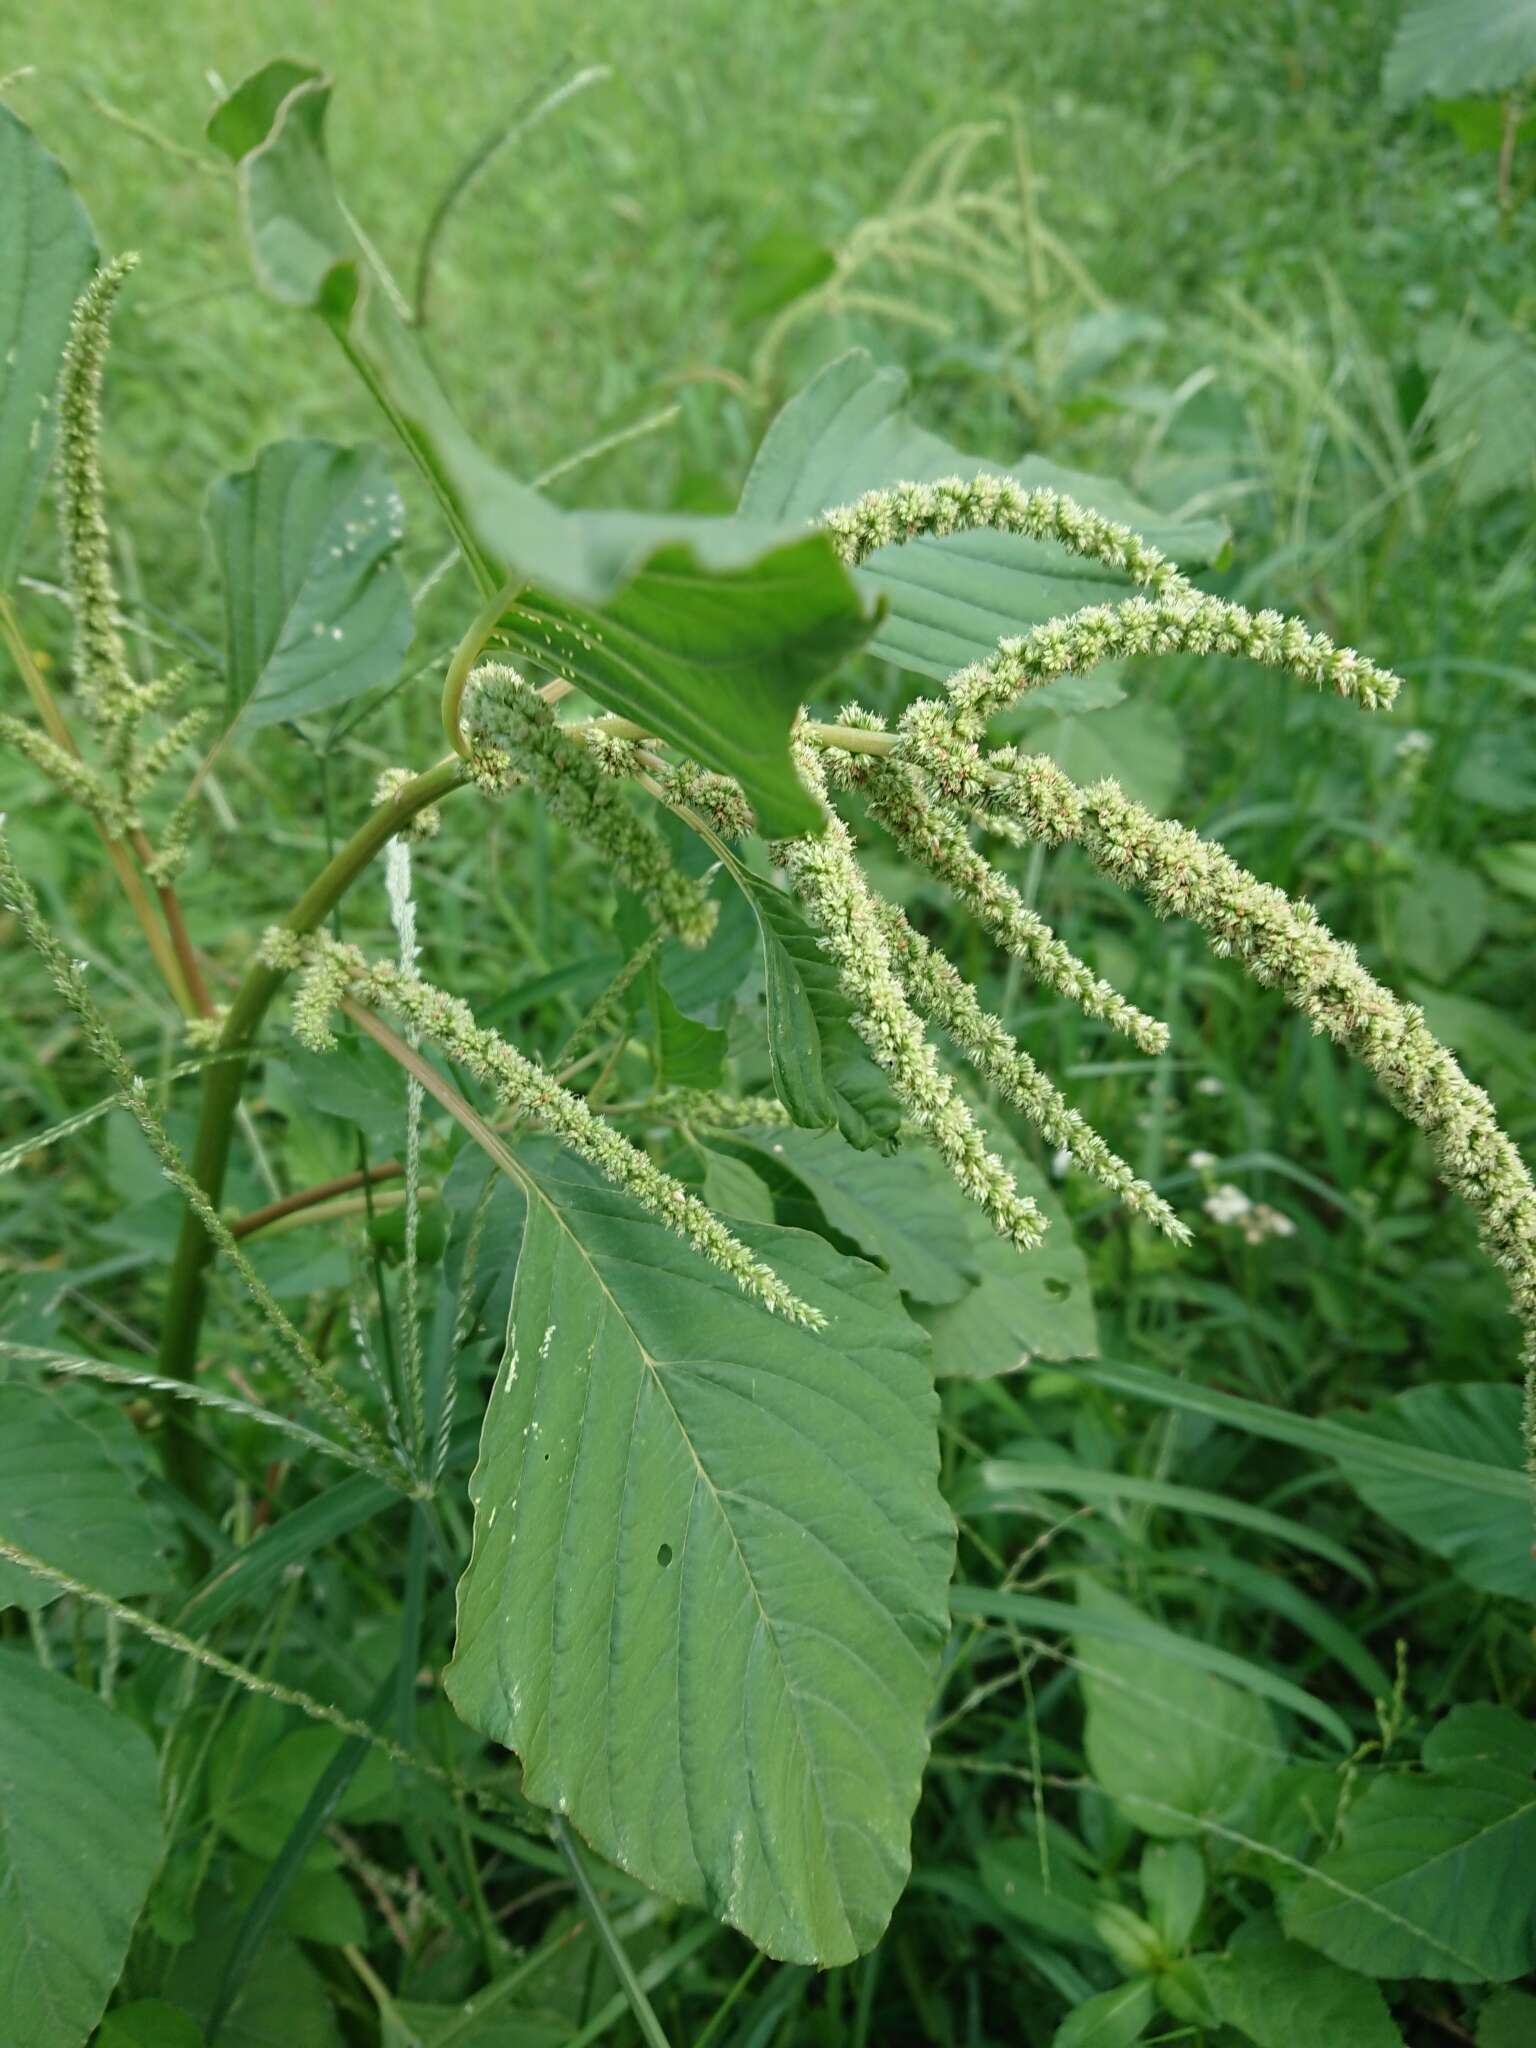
top-left (0, 105), bottom-right (98, 589)
top-left (443, 1142), bottom-right (954, 1965)
top-left (0, 1651), bottom-right (162, 2048)
top-left (207, 438), bottom-right (414, 725)
top-left (912, 1136), bottom-right (1095, 1372)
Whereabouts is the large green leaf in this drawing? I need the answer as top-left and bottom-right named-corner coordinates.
top-left (1382, 0), bottom-right (1536, 108)
top-left (1068, 1581), bottom-right (1289, 1834)
top-left (0, 1382), bottom-right (176, 1610)
top-left (1329, 1383), bottom-right (1534, 1601)
top-left (443, 1144), bottom-right (954, 1965)
top-left (493, 543), bottom-right (874, 840)
top-left (731, 1125), bottom-right (977, 1307)
top-left (1193, 1913), bottom-right (1403, 2047)
top-left (912, 1136), bottom-right (1096, 1373)
top-left (207, 438), bottom-right (414, 724)
top-left (0, 105), bottom-right (98, 588)
top-left (0, 1651), bottom-right (162, 2047)
top-left (210, 63), bottom-right (876, 838)
top-left (1282, 1705), bottom-right (1536, 1982)
top-left (722, 857), bottom-right (901, 1151)
top-left (739, 349), bottom-right (1226, 681)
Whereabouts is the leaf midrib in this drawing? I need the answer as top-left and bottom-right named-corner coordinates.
top-left (517, 1168), bottom-right (863, 1949)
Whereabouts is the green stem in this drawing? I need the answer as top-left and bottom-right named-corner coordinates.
top-left (154, 755), bottom-right (470, 1497)
top-left (441, 578), bottom-right (519, 756)
top-left (553, 1817), bottom-right (676, 2048)
top-left (0, 591), bottom-right (198, 1015)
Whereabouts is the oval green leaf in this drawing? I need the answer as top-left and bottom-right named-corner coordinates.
top-left (207, 438), bottom-right (413, 725)
top-left (0, 1651), bottom-right (162, 2046)
top-left (444, 1144), bottom-right (955, 1964)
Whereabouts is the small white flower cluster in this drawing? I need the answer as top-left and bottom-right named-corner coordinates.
top-left (1202, 1182), bottom-right (1297, 1246)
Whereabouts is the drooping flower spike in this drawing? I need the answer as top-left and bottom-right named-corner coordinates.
top-left (274, 931), bottom-right (824, 1329)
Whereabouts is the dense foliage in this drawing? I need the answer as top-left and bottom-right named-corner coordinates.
top-left (1, 7), bottom-right (1534, 2045)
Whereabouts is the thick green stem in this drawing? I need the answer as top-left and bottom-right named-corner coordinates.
top-left (441, 579), bottom-right (519, 756)
top-left (154, 755), bottom-right (469, 1494)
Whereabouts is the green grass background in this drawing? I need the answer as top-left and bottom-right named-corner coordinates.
top-left (3, 3), bottom-right (1535, 2036)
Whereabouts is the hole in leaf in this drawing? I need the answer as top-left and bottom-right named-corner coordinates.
top-left (657, 1542), bottom-right (674, 1568)
top-left (1044, 1278), bottom-right (1071, 1301)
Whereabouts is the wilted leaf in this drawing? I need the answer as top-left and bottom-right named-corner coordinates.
top-left (444, 1143), bottom-right (954, 1965)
